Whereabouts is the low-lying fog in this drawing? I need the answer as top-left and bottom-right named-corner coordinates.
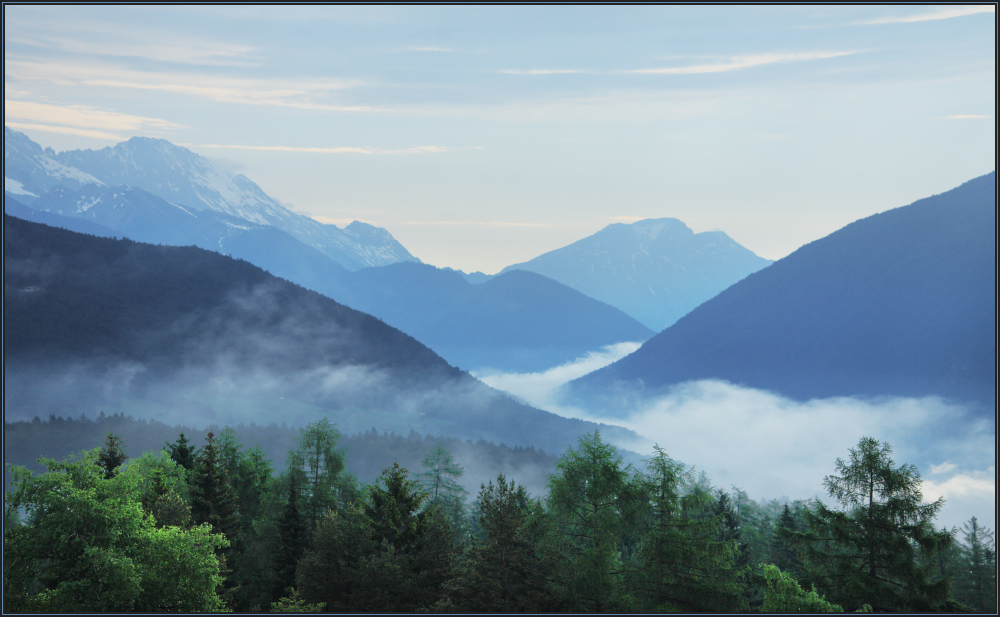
top-left (474, 343), bottom-right (996, 532)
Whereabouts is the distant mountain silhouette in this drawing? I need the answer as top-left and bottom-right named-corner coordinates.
top-left (570, 173), bottom-right (996, 412)
top-left (322, 263), bottom-right (654, 373)
top-left (4, 215), bottom-right (640, 455)
top-left (500, 218), bottom-right (773, 331)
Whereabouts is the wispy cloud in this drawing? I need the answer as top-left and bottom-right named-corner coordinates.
top-left (948, 114), bottom-right (993, 120)
top-left (500, 69), bottom-right (584, 75)
top-left (608, 216), bottom-right (644, 222)
top-left (405, 46), bottom-right (454, 52)
top-left (630, 51), bottom-right (856, 75)
top-left (397, 220), bottom-right (551, 227)
top-left (3, 122), bottom-right (124, 141)
top-left (185, 143), bottom-right (471, 155)
top-left (9, 34), bottom-right (259, 67)
top-left (5, 58), bottom-right (370, 112)
top-left (4, 99), bottom-right (183, 139)
top-left (857, 6), bottom-right (995, 25)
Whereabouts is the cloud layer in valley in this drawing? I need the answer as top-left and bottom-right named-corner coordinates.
top-left (478, 348), bottom-right (996, 531)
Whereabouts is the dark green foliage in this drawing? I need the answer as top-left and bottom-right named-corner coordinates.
top-left (449, 475), bottom-right (556, 612)
top-left (287, 419), bottom-right (353, 531)
top-left (546, 432), bottom-right (644, 612)
top-left (952, 517), bottom-right (997, 611)
top-left (190, 432), bottom-right (239, 542)
top-left (784, 437), bottom-right (953, 612)
top-left (771, 503), bottom-right (804, 577)
top-left (357, 462), bottom-right (457, 611)
top-left (296, 505), bottom-right (377, 611)
top-left (165, 432), bottom-right (198, 471)
top-left (418, 445), bottom-right (469, 538)
top-left (96, 431), bottom-right (128, 479)
top-left (630, 447), bottom-right (746, 612)
top-left (274, 472), bottom-right (307, 601)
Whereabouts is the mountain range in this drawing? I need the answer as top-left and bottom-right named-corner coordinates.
top-left (4, 126), bottom-right (416, 271)
top-left (570, 172), bottom-right (996, 413)
top-left (3, 213), bottom-right (641, 456)
top-left (324, 263), bottom-right (653, 372)
top-left (500, 218), bottom-right (773, 331)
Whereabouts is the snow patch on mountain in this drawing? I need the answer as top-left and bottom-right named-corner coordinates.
top-left (5, 177), bottom-right (36, 197)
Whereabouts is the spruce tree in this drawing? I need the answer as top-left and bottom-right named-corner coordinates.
top-left (190, 432), bottom-right (239, 541)
top-left (274, 472), bottom-right (307, 601)
top-left (165, 432), bottom-right (198, 471)
top-left (451, 475), bottom-right (554, 612)
top-left (954, 517), bottom-right (996, 611)
top-left (96, 432), bottom-right (128, 479)
top-left (771, 503), bottom-right (803, 577)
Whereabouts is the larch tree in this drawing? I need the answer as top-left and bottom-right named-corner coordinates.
top-left (784, 436), bottom-right (953, 612)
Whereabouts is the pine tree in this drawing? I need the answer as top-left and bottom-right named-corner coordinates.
top-left (783, 436), bottom-right (952, 612)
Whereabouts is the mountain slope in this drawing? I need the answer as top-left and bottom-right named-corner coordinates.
top-left (500, 218), bottom-right (773, 331)
top-left (323, 262), bottom-right (655, 373)
top-left (20, 183), bottom-right (351, 291)
top-left (4, 214), bottom-right (640, 455)
top-left (571, 173), bottom-right (996, 411)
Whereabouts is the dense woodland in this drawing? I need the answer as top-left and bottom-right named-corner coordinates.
top-left (4, 420), bottom-right (995, 613)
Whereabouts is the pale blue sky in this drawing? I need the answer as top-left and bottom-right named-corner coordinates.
top-left (5, 5), bottom-right (995, 272)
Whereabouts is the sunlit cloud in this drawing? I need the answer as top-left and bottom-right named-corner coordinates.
top-left (630, 51), bottom-right (856, 74)
top-left (930, 462), bottom-right (958, 475)
top-left (857, 6), bottom-right (995, 25)
top-left (922, 469), bottom-right (996, 500)
top-left (948, 114), bottom-right (993, 119)
top-left (608, 216), bottom-right (644, 222)
top-left (4, 99), bottom-right (183, 135)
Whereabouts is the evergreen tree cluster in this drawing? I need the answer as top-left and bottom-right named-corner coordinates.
top-left (4, 425), bottom-right (994, 613)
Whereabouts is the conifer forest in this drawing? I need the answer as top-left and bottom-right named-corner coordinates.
top-left (3, 420), bottom-right (995, 613)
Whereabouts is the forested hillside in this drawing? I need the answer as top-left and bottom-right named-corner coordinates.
top-left (4, 214), bottom-right (640, 456)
